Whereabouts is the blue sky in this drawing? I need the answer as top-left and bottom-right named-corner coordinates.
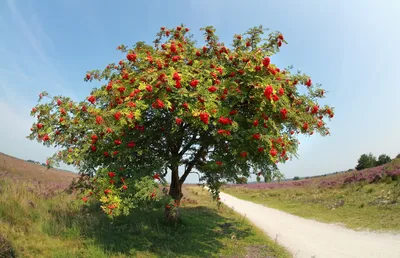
top-left (1, 0), bottom-right (399, 183)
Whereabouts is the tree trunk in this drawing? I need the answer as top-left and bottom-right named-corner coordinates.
top-left (165, 165), bottom-right (182, 222)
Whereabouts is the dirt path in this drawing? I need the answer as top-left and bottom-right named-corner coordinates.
top-left (219, 192), bottom-right (400, 258)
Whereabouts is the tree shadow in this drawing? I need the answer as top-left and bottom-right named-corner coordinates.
top-left (50, 203), bottom-right (254, 257)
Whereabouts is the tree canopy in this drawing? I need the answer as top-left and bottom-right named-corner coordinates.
top-left (376, 154), bottom-right (391, 166)
top-left (28, 25), bottom-right (334, 218)
top-left (356, 153), bottom-right (392, 171)
top-left (356, 153), bottom-right (377, 170)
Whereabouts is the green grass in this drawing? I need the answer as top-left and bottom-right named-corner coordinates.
top-left (223, 178), bottom-right (400, 232)
top-left (0, 179), bottom-right (290, 258)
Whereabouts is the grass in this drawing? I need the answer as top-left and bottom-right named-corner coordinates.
top-left (223, 169), bottom-right (400, 232)
top-left (0, 176), bottom-right (290, 258)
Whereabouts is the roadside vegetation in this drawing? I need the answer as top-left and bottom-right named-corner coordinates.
top-left (223, 158), bottom-right (400, 231)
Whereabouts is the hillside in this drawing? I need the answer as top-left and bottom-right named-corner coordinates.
top-left (231, 159), bottom-right (400, 190)
top-left (0, 152), bottom-right (77, 184)
top-left (223, 159), bottom-right (400, 231)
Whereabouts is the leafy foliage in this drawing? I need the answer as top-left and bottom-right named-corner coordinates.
top-left (28, 25), bottom-right (334, 217)
top-left (293, 176), bottom-right (300, 181)
top-left (376, 154), bottom-right (391, 166)
top-left (356, 153), bottom-right (377, 171)
top-left (356, 153), bottom-right (392, 171)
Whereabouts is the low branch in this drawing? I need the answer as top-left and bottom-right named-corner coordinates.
top-left (161, 163), bottom-right (168, 177)
top-left (178, 132), bottom-right (198, 157)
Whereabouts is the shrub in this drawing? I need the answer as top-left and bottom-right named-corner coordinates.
top-left (236, 177), bottom-right (248, 184)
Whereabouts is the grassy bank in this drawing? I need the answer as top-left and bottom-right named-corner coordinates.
top-left (223, 159), bottom-right (400, 232)
top-left (0, 176), bottom-right (289, 257)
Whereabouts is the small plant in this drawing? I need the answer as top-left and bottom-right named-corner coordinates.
top-left (366, 188), bottom-right (374, 194)
top-left (389, 181), bottom-right (400, 204)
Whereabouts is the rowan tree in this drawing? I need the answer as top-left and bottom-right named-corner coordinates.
top-left (28, 25), bottom-right (334, 220)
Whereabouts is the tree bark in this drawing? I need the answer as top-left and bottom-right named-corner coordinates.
top-left (165, 165), bottom-right (182, 222)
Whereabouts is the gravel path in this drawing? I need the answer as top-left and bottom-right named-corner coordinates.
top-left (219, 191), bottom-right (400, 258)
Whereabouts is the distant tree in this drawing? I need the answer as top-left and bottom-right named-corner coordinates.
top-left (396, 153), bottom-right (400, 159)
top-left (236, 176), bottom-right (248, 184)
top-left (356, 153), bottom-right (377, 171)
top-left (376, 154), bottom-right (391, 166)
top-left (293, 176), bottom-right (300, 180)
top-left (26, 159), bottom-right (41, 165)
top-left (41, 163), bottom-right (47, 166)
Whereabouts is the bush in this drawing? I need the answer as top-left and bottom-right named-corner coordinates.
top-left (293, 176), bottom-right (300, 181)
top-left (236, 177), bottom-right (248, 184)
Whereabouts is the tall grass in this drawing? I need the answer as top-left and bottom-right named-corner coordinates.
top-left (0, 177), bottom-right (289, 257)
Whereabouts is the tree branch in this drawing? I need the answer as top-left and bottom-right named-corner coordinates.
top-left (178, 132), bottom-right (198, 157)
top-left (179, 145), bottom-right (207, 184)
top-left (161, 162), bottom-right (169, 177)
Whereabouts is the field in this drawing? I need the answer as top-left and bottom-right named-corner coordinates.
top-left (223, 159), bottom-right (400, 231)
top-left (0, 153), bottom-right (289, 258)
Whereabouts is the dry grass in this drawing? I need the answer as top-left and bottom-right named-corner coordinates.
top-left (0, 152), bottom-right (77, 183)
top-left (223, 159), bottom-right (400, 232)
top-left (0, 152), bottom-right (290, 257)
